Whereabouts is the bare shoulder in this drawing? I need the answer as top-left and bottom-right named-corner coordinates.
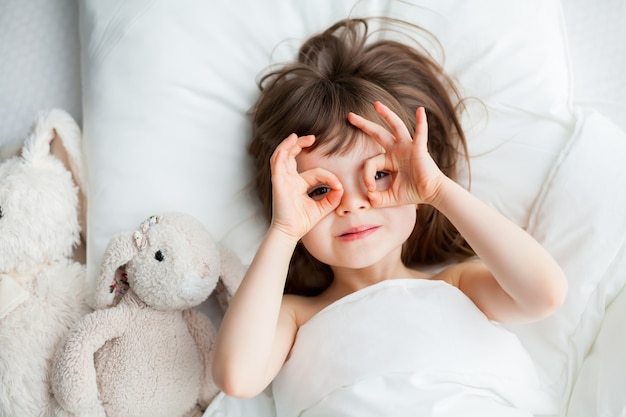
top-left (432, 260), bottom-right (528, 322)
top-left (430, 257), bottom-right (566, 324)
top-left (279, 294), bottom-right (299, 324)
top-left (430, 259), bottom-right (489, 289)
top-left (282, 293), bottom-right (337, 328)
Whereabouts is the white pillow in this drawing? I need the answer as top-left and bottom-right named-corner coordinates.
top-left (567, 282), bottom-right (626, 417)
top-left (81, 0), bottom-right (572, 280)
top-left (509, 109), bottom-right (626, 411)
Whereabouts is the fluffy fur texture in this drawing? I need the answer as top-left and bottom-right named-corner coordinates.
top-left (0, 109), bottom-right (84, 272)
top-left (0, 109), bottom-right (91, 417)
top-left (51, 212), bottom-right (244, 417)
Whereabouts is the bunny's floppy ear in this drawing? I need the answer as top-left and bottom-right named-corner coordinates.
top-left (215, 245), bottom-right (246, 312)
top-left (48, 110), bottom-right (87, 259)
top-left (22, 109), bottom-right (87, 262)
top-left (93, 233), bottom-right (137, 309)
top-left (22, 109), bottom-right (85, 188)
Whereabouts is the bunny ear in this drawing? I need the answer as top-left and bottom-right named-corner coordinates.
top-left (24, 109), bottom-right (88, 262)
top-left (48, 109), bottom-right (86, 194)
top-left (93, 233), bottom-right (137, 309)
top-left (46, 110), bottom-right (87, 233)
top-left (215, 245), bottom-right (246, 312)
top-left (20, 113), bottom-right (54, 162)
top-left (22, 109), bottom-right (81, 169)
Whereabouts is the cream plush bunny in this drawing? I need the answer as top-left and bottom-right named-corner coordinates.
top-left (0, 109), bottom-right (91, 417)
top-left (51, 212), bottom-right (244, 417)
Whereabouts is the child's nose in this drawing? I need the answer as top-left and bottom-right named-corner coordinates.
top-left (335, 182), bottom-right (370, 215)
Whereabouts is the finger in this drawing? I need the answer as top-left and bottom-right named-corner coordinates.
top-left (277, 133), bottom-right (298, 150)
top-left (363, 154), bottom-right (396, 209)
top-left (293, 134), bottom-right (316, 156)
top-left (347, 111), bottom-right (395, 149)
top-left (373, 101), bottom-right (413, 143)
top-left (413, 107), bottom-right (429, 149)
top-left (362, 153), bottom-right (387, 192)
top-left (300, 167), bottom-right (344, 214)
top-left (368, 186), bottom-right (402, 209)
top-left (299, 167), bottom-right (343, 193)
top-left (271, 134), bottom-right (315, 175)
top-left (320, 186), bottom-right (344, 214)
top-left (282, 134), bottom-right (315, 159)
top-left (366, 183), bottom-right (397, 208)
top-left (273, 134), bottom-right (315, 159)
top-left (270, 149), bottom-right (294, 181)
top-left (367, 188), bottom-right (384, 208)
top-left (270, 133), bottom-right (295, 167)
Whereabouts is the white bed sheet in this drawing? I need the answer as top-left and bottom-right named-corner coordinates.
top-left (558, 2), bottom-right (626, 415)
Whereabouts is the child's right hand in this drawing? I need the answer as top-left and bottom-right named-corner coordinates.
top-left (269, 134), bottom-right (343, 241)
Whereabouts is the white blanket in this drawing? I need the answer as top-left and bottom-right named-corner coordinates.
top-left (272, 279), bottom-right (556, 417)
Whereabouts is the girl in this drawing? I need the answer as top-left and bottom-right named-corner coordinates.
top-left (213, 18), bottom-right (567, 415)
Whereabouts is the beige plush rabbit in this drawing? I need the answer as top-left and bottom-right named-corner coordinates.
top-left (51, 212), bottom-right (244, 417)
top-left (0, 109), bottom-right (91, 417)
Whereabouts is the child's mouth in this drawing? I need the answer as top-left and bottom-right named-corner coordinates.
top-left (338, 225), bottom-right (379, 241)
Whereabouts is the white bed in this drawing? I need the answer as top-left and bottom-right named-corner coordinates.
top-left (1, 0), bottom-right (625, 416)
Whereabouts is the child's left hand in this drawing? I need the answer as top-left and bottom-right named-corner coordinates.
top-left (348, 101), bottom-right (446, 208)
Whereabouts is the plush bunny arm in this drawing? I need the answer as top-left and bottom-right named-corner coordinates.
top-left (51, 307), bottom-right (128, 416)
top-left (215, 245), bottom-right (246, 312)
top-left (183, 309), bottom-right (219, 408)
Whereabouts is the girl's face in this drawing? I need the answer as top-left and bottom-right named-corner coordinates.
top-left (296, 137), bottom-right (417, 271)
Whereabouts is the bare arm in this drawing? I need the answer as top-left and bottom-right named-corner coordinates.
top-left (349, 102), bottom-right (567, 324)
top-left (432, 180), bottom-right (567, 323)
top-left (212, 229), bottom-right (298, 398)
top-left (212, 134), bottom-right (343, 398)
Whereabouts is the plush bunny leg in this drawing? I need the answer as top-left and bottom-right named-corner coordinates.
top-left (52, 307), bottom-right (127, 417)
top-left (183, 308), bottom-right (219, 409)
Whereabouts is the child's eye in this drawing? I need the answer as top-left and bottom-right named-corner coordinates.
top-left (308, 186), bottom-right (331, 201)
top-left (374, 171), bottom-right (392, 191)
top-left (374, 171), bottom-right (389, 181)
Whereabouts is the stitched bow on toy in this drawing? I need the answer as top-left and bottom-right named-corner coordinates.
top-left (133, 215), bottom-right (162, 250)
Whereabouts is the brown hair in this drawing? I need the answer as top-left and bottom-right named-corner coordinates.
top-left (249, 18), bottom-right (474, 296)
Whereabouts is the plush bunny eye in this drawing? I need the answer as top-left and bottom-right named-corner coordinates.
top-left (154, 250), bottom-right (164, 262)
top-left (0, 206), bottom-right (3, 219)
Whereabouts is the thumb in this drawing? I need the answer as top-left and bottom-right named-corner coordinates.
top-left (367, 188), bottom-right (390, 208)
